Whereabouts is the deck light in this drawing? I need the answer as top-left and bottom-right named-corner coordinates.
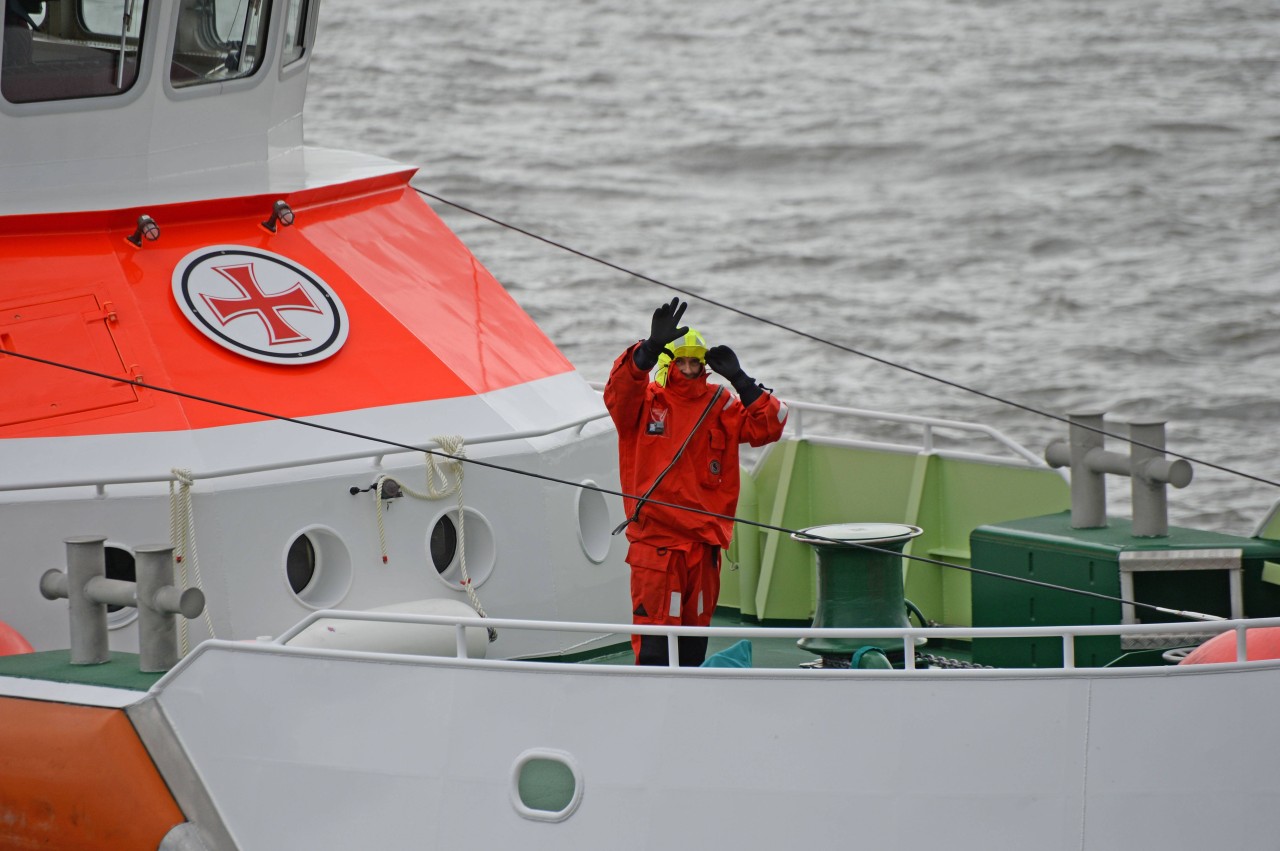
top-left (261, 200), bottom-right (295, 232)
top-left (126, 215), bottom-right (160, 247)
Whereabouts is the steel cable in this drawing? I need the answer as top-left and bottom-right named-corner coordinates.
top-left (2, 348), bottom-right (1224, 621)
top-left (412, 185), bottom-right (1280, 491)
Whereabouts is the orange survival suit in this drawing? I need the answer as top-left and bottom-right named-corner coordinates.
top-left (604, 340), bottom-right (787, 665)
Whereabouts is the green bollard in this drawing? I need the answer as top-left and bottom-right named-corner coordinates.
top-left (791, 523), bottom-right (924, 662)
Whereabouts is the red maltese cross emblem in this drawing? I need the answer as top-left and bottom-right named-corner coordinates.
top-left (172, 246), bottom-right (349, 364)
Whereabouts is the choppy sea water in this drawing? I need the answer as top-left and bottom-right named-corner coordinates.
top-left (304, 1), bottom-right (1280, 534)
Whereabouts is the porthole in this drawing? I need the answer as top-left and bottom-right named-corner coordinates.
top-left (429, 515), bottom-right (457, 575)
top-left (286, 535), bottom-right (317, 594)
top-left (283, 526), bottom-right (352, 609)
top-left (104, 545), bottom-right (138, 629)
top-left (511, 749), bottom-right (582, 822)
top-left (575, 481), bottom-right (612, 564)
top-left (426, 508), bottom-right (495, 591)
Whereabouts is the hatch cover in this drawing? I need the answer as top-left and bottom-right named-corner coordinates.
top-left (0, 294), bottom-right (138, 427)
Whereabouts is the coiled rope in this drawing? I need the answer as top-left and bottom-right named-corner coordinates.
top-left (168, 468), bottom-right (217, 654)
top-left (372, 437), bottom-right (495, 640)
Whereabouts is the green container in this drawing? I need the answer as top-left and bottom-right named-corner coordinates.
top-left (791, 523), bottom-right (923, 658)
top-left (970, 512), bottom-right (1280, 668)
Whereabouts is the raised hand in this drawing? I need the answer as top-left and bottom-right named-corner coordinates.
top-left (705, 345), bottom-right (742, 381)
top-left (647, 298), bottom-right (689, 351)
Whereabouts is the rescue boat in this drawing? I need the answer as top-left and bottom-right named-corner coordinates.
top-left (0, 0), bottom-right (629, 661)
top-left (3, 2), bottom-right (1280, 850)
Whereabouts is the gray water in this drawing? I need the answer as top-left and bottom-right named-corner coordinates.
top-left (304, 1), bottom-right (1280, 534)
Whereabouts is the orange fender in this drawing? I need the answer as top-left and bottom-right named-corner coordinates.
top-left (0, 619), bottom-right (33, 656)
top-left (1179, 626), bottom-right (1280, 665)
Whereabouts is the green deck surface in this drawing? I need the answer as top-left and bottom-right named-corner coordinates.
top-left (576, 610), bottom-right (974, 669)
top-left (0, 650), bottom-right (162, 691)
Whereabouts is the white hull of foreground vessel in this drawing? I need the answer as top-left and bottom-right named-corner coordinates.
top-left (122, 617), bottom-right (1280, 851)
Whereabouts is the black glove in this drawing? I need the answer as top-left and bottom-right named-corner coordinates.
top-left (705, 345), bottom-right (743, 381)
top-left (707, 345), bottom-right (764, 406)
top-left (635, 298), bottom-right (689, 370)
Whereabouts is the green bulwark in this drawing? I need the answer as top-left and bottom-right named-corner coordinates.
top-left (723, 438), bottom-right (1070, 624)
top-left (970, 513), bottom-right (1280, 667)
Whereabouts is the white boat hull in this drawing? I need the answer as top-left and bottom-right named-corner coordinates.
top-left (138, 638), bottom-right (1280, 850)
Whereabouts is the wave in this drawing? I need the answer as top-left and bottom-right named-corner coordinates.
top-left (664, 141), bottom-right (924, 175)
top-left (1144, 122), bottom-right (1241, 135)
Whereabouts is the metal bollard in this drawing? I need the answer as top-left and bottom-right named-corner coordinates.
top-left (1128, 420), bottom-right (1193, 538)
top-left (40, 537), bottom-right (206, 670)
top-left (39, 536), bottom-right (117, 664)
top-left (1045, 412), bottom-right (1193, 536)
top-left (135, 545), bottom-right (205, 673)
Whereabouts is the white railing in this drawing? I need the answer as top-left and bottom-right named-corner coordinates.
top-left (0, 409), bottom-right (610, 496)
top-left (781, 400), bottom-right (1048, 468)
top-left (587, 382), bottom-right (1049, 469)
top-left (8, 389), bottom-right (1050, 497)
top-left (236, 610), bottom-right (1280, 674)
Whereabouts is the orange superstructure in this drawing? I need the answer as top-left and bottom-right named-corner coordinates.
top-left (0, 170), bottom-right (573, 438)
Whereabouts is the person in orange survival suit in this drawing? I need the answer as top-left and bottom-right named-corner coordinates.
top-left (605, 298), bottom-right (787, 666)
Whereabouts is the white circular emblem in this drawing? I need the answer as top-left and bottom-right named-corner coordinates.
top-left (172, 246), bottom-right (349, 365)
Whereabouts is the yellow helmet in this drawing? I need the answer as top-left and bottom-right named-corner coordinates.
top-left (670, 328), bottom-right (708, 362)
top-left (655, 329), bottom-right (707, 386)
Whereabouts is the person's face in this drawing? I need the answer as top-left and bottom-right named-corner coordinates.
top-left (674, 357), bottom-right (704, 379)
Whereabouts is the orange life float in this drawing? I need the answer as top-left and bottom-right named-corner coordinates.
top-left (1178, 626), bottom-right (1280, 665)
top-left (0, 619), bottom-right (33, 656)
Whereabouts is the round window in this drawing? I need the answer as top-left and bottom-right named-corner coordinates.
top-left (575, 482), bottom-right (612, 564)
top-left (286, 534), bottom-right (317, 594)
top-left (283, 527), bottom-right (352, 609)
top-left (511, 749), bottom-right (582, 822)
top-left (426, 508), bottom-right (495, 590)
top-left (429, 514), bottom-right (457, 575)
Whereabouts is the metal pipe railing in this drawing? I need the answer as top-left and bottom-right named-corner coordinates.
top-left (780, 399), bottom-right (1047, 467)
top-left (0, 409), bottom-right (610, 495)
top-left (262, 609), bottom-right (1280, 671)
top-left (586, 382), bottom-right (1047, 468)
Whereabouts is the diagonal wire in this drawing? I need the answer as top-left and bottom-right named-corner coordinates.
top-left (1, 348), bottom-right (1222, 621)
top-left (413, 185), bottom-right (1280, 490)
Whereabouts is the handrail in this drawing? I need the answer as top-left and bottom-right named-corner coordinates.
top-left (0, 409), bottom-right (610, 495)
top-left (9, 390), bottom-right (1045, 496)
top-left (587, 382), bottom-right (1047, 468)
top-left (263, 609), bottom-right (1280, 672)
top-left (780, 399), bottom-right (1047, 467)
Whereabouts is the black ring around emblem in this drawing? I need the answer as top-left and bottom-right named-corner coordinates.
top-left (178, 249), bottom-right (343, 360)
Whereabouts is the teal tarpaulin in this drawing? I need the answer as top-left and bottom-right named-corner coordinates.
top-left (700, 639), bottom-right (752, 668)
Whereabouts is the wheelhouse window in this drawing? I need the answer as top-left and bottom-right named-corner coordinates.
top-left (281, 0), bottom-right (306, 65)
top-left (2, 0), bottom-right (148, 104)
top-left (170, 0), bottom-right (271, 88)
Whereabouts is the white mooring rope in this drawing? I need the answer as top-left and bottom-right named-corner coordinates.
top-left (169, 468), bottom-right (216, 654)
top-left (374, 436), bottom-right (494, 640)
